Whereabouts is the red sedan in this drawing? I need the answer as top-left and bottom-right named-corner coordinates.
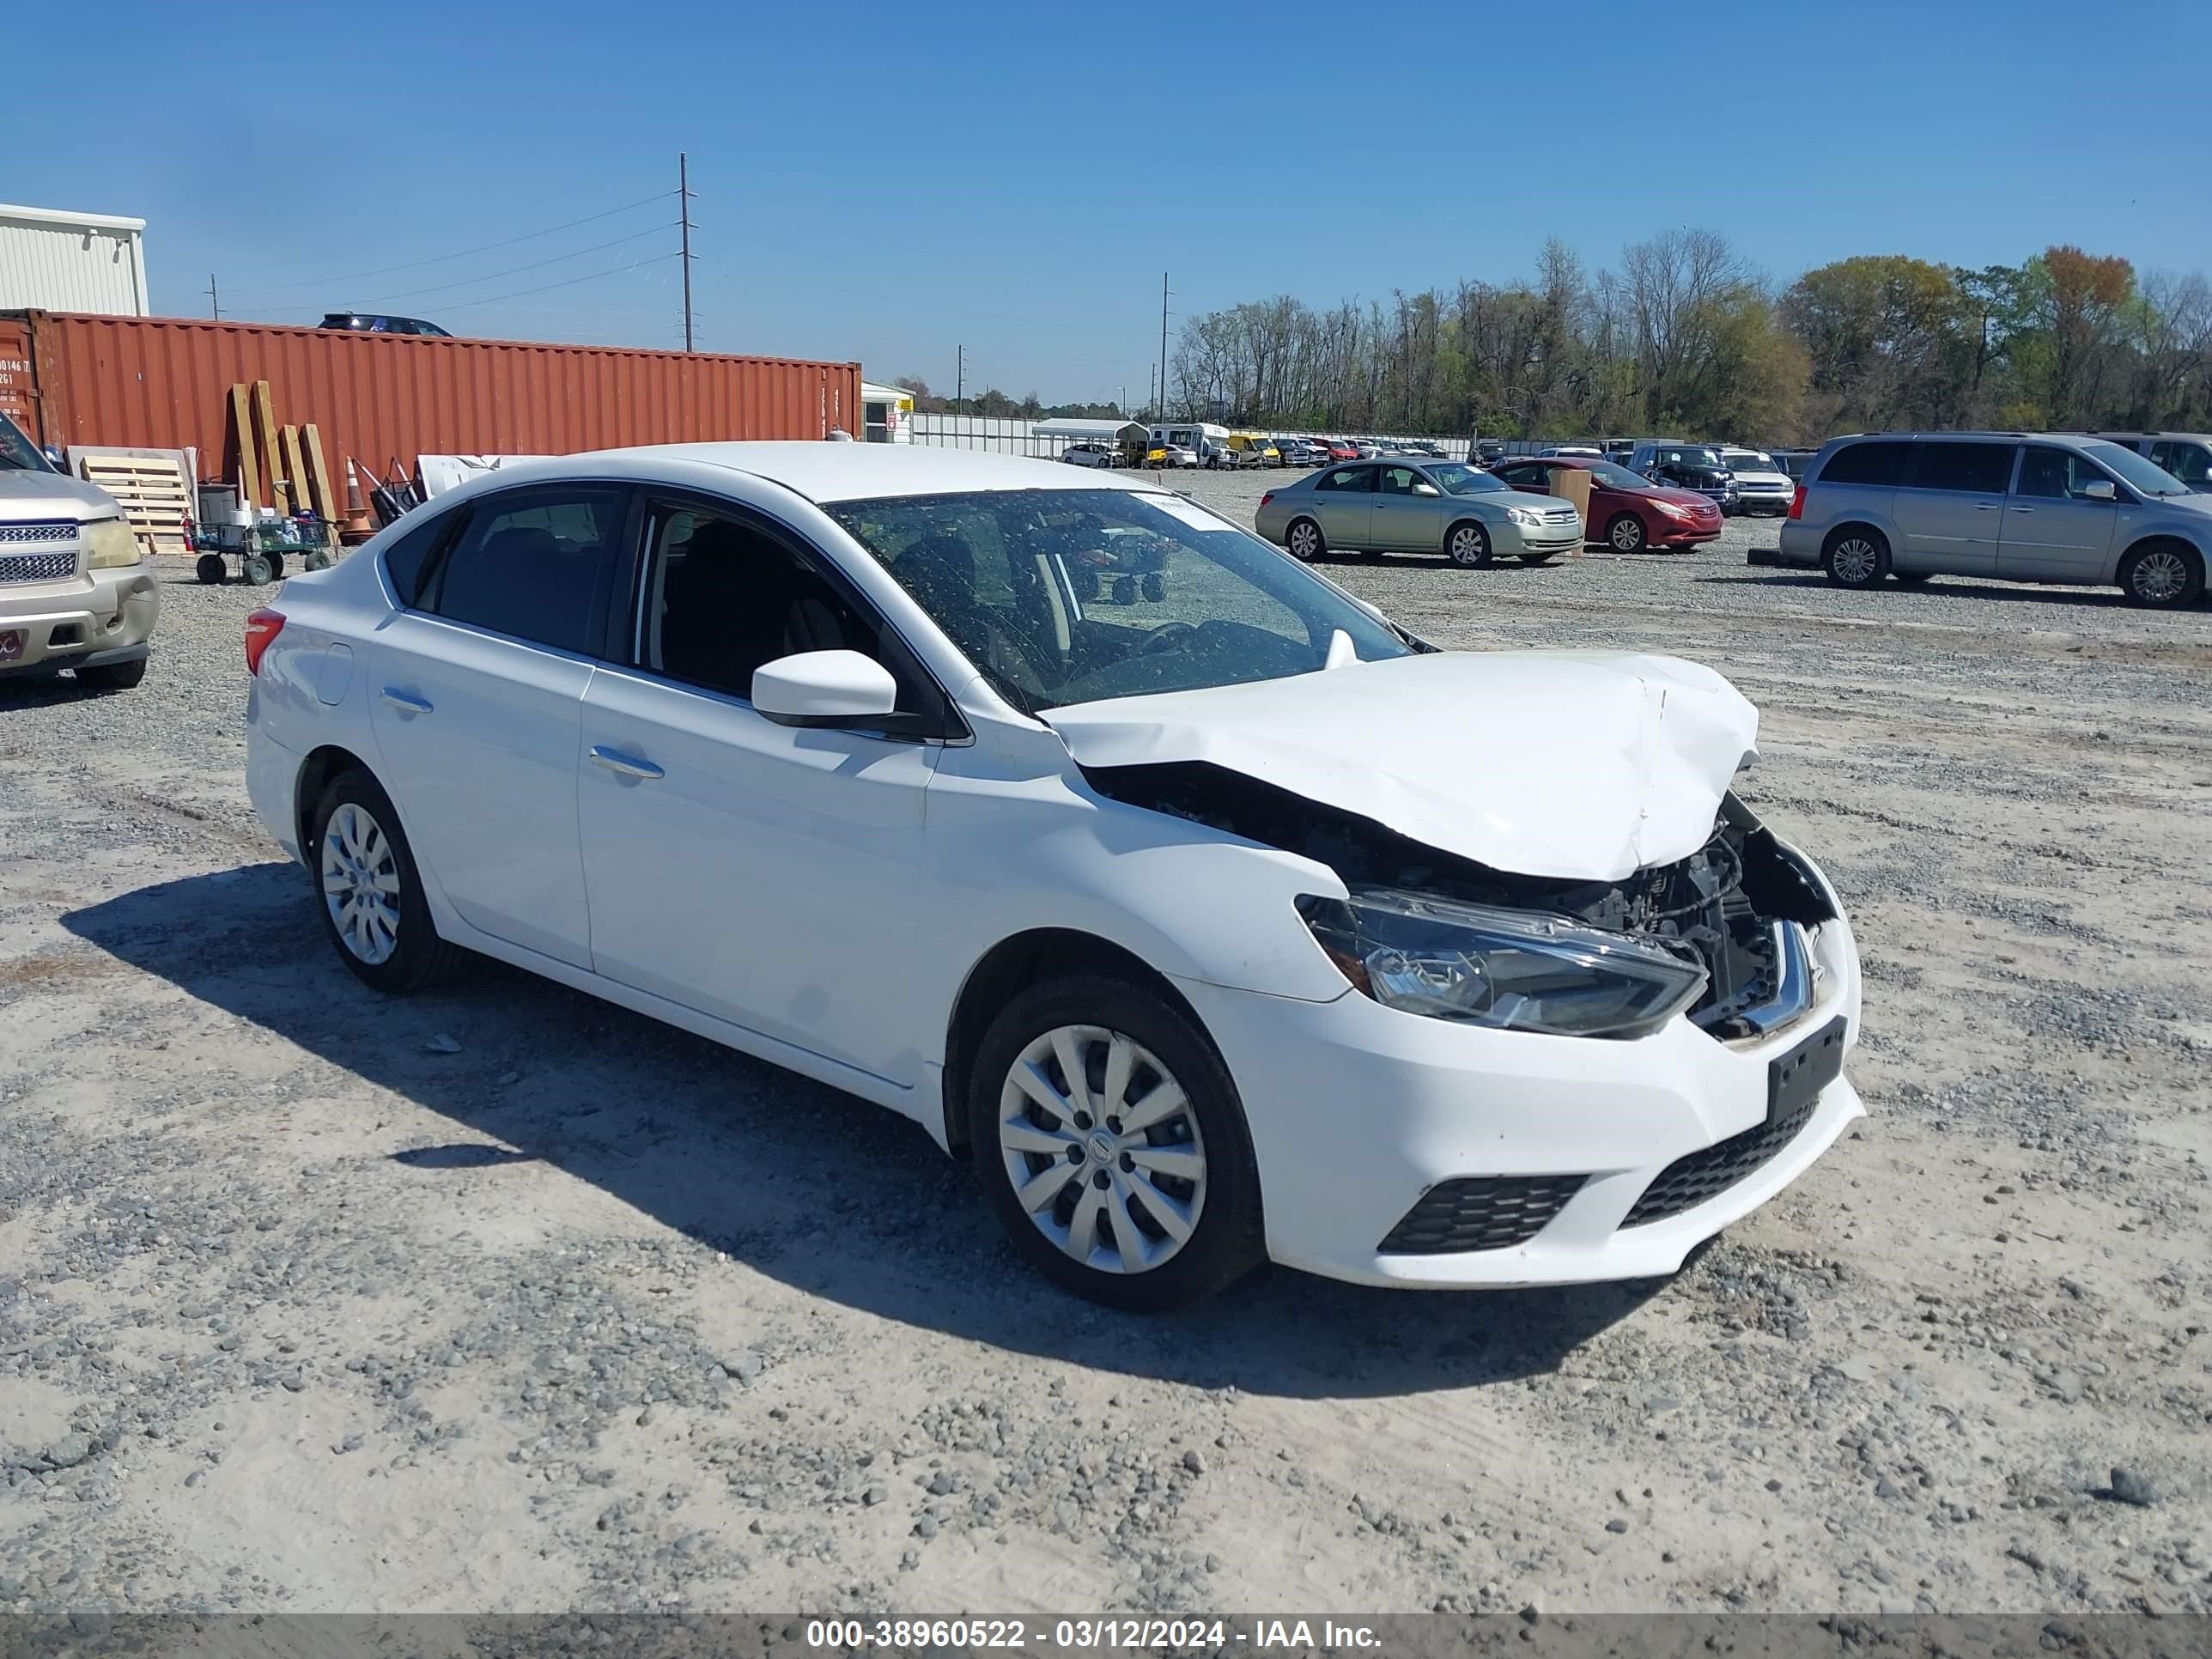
top-left (1492, 457), bottom-right (1723, 552)
top-left (1322, 437), bottom-right (1361, 462)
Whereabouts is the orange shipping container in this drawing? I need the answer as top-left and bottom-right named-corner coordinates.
top-left (0, 311), bottom-right (860, 482)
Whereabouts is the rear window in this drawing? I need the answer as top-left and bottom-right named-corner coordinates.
top-left (1907, 442), bottom-right (2015, 494)
top-left (1815, 441), bottom-right (1909, 487)
top-left (380, 510), bottom-right (453, 607)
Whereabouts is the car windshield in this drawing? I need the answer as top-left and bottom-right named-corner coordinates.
top-left (1724, 452), bottom-right (1772, 470)
top-left (1424, 462), bottom-right (1508, 495)
top-left (1663, 447), bottom-right (1723, 468)
top-left (824, 488), bottom-right (1413, 714)
top-left (0, 413), bottom-right (54, 472)
top-left (1585, 461), bottom-right (1649, 490)
top-left (2083, 441), bottom-right (2192, 497)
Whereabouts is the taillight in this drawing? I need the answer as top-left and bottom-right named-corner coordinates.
top-left (1259, 491), bottom-right (1274, 507)
top-left (244, 609), bottom-right (285, 676)
top-left (1787, 484), bottom-right (1806, 520)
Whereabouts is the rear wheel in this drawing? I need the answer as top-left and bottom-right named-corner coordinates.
top-left (1446, 521), bottom-right (1492, 567)
top-left (309, 770), bottom-right (465, 994)
top-left (968, 975), bottom-right (1264, 1311)
top-left (1607, 513), bottom-right (1647, 554)
top-left (1285, 517), bottom-right (1325, 562)
top-left (2117, 540), bottom-right (2204, 609)
top-left (1822, 526), bottom-right (1889, 588)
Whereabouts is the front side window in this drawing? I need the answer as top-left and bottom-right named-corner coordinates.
top-left (1906, 442), bottom-right (2016, 494)
top-left (426, 485), bottom-right (628, 654)
top-left (1585, 461), bottom-right (1650, 490)
top-left (2015, 447), bottom-right (2111, 501)
top-left (2148, 441), bottom-right (2211, 489)
top-left (823, 488), bottom-right (1411, 714)
top-left (1314, 466), bottom-right (1373, 494)
top-left (1424, 462), bottom-right (1509, 495)
top-left (1377, 466), bottom-right (1426, 495)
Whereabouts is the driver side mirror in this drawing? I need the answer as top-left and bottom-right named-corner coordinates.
top-left (1412, 482), bottom-right (1440, 497)
top-left (2079, 479), bottom-right (2118, 502)
top-left (751, 649), bottom-right (899, 728)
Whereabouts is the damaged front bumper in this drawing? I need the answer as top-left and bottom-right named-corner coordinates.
top-left (1176, 846), bottom-right (1863, 1290)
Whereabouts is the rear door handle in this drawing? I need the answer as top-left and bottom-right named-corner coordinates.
top-left (589, 745), bottom-right (665, 781)
top-left (1974, 502), bottom-right (2003, 511)
top-left (2009, 506), bottom-right (2034, 514)
top-left (380, 687), bottom-right (434, 714)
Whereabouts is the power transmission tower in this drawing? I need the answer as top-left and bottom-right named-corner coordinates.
top-left (957, 344), bottom-right (965, 403)
top-left (1158, 273), bottom-right (1170, 422)
top-left (207, 274), bottom-right (221, 320)
top-left (678, 153), bottom-right (697, 351)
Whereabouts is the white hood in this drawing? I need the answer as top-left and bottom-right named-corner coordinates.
top-left (1046, 651), bottom-right (1759, 883)
top-left (0, 467), bottom-right (123, 523)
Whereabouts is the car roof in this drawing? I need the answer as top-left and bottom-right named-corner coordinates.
top-left (594, 441), bottom-right (1170, 504)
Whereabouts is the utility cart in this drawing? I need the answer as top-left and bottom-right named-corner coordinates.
top-left (188, 506), bottom-right (337, 586)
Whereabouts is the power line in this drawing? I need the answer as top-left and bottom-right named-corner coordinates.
top-left (220, 193), bottom-right (670, 293)
top-left (415, 252), bottom-right (682, 313)
top-left (358, 222), bottom-right (679, 306)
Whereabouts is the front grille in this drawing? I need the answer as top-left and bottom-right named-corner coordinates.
top-left (1620, 1095), bottom-right (1820, 1227)
top-left (1378, 1175), bottom-right (1587, 1255)
top-left (0, 521), bottom-right (77, 545)
top-left (1540, 507), bottom-right (1579, 525)
top-left (0, 550), bottom-right (76, 584)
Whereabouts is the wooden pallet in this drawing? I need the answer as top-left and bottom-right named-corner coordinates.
top-left (72, 450), bottom-right (193, 556)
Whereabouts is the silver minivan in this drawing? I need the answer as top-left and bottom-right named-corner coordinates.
top-left (1777, 432), bottom-right (2210, 609)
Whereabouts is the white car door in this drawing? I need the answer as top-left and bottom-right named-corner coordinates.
top-left (368, 483), bottom-right (635, 968)
top-left (576, 495), bottom-right (945, 1086)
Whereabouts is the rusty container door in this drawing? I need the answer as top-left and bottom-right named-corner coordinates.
top-left (0, 317), bottom-right (38, 441)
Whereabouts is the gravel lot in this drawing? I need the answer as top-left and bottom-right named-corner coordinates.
top-left (3, 477), bottom-right (2209, 1618)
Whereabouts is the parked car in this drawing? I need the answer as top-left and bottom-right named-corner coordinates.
top-left (1492, 457), bottom-right (1725, 553)
top-left (1778, 431), bottom-right (2209, 607)
top-left (2087, 433), bottom-right (2212, 493)
top-left (1542, 445), bottom-right (1603, 459)
top-left (1060, 442), bottom-right (1119, 469)
top-left (1255, 459), bottom-right (1584, 567)
top-left (1766, 448), bottom-right (1819, 483)
top-left (1628, 441), bottom-right (1739, 513)
top-left (0, 411), bottom-right (160, 691)
top-left (1213, 436), bottom-right (1276, 469)
top-left (245, 442), bottom-right (1862, 1309)
top-left (1323, 438), bottom-right (1361, 462)
top-left (319, 312), bottom-right (453, 337)
top-left (1276, 439), bottom-right (1328, 469)
top-left (1717, 447), bottom-right (1796, 517)
top-left (1145, 443), bottom-right (1200, 469)
top-left (1474, 440), bottom-right (1507, 466)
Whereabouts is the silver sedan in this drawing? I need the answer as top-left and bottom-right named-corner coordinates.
top-left (1254, 459), bottom-right (1583, 566)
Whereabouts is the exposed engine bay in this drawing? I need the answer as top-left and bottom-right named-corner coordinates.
top-left (1084, 762), bottom-right (1837, 1039)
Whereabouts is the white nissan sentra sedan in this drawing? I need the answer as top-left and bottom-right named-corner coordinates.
top-left (245, 445), bottom-right (1863, 1310)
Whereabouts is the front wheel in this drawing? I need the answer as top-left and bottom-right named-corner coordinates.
top-left (2118, 541), bottom-right (2205, 609)
top-left (1607, 513), bottom-right (1647, 554)
top-left (969, 975), bottom-right (1264, 1312)
top-left (1446, 521), bottom-right (1492, 567)
top-left (1285, 517), bottom-right (1325, 562)
top-left (309, 770), bottom-right (465, 994)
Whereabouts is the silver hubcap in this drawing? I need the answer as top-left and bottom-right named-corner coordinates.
top-left (321, 802), bottom-right (402, 965)
top-left (1289, 522), bottom-right (1318, 559)
top-left (1611, 518), bottom-right (1640, 550)
top-left (1450, 528), bottom-right (1484, 564)
top-left (1832, 538), bottom-right (1879, 583)
top-left (2132, 550), bottom-right (2188, 603)
top-left (998, 1024), bottom-right (1206, 1276)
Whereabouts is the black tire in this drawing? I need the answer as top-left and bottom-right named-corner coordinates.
top-left (968, 974), bottom-right (1265, 1312)
top-left (2116, 540), bottom-right (2205, 610)
top-left (265, 550), bottom-right (285, 581)
top-left (305, 548), bottom-right (333, 572)
top-left (1445, 520), bottom-right (1492, 567)
top-left (76, 657), bottom-right (147, 691)
top-left (195, 552), bottom-right (227, 585)
top-left (1606, 513), bottom-right (1647, 554)
top-left (1285, 517), bottom-right (1326, 562)
top-left (1821, 526), bottom-right (1890, 588)
top-left (242, 553), bottom-right (275, 586)
top-left (307, 769), bottom-right (466, 995)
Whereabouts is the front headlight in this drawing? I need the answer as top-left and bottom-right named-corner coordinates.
top-left (84, 517), bottom-right (143, 569)
top-left (1503, 506), bottom-right (1542, 527)
top-left (1298, 888), bottom-right (1707, 1040)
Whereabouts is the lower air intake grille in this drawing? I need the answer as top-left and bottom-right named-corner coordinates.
top-left (1377, 1175), bottom-right (1586, 1255)
top-left (1621, 1096), bottom-right (1820, 1227)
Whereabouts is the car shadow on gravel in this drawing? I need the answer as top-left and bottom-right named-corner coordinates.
top-left (65, 863), bottom-right (1663, 1400)
top-left (1701, 571), bottom-right (2159, 611)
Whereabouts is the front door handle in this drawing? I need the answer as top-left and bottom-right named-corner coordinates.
top-left (380, 687), bottom-right (434, 714)
top-left (589, 745), bottom-right (665, 781)
top-left (2009, 506), bottom-right (2035, 514)
top-left (1974, 502), bottom-right (2003, 511)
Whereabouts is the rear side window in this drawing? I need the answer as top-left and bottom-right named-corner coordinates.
top-left (425, 485), bottom-right (629, 655)
top-left (380, 510), bottom-right (453, 608)
top-left (1907, 442), bottom-right (2015, 494)
top-left (1816, 441), bottom-right (1909, 487)
top-left (1314, 466), bottom-right (1373, 493)
top-left (2149, 440), bottom-right (2211, 488)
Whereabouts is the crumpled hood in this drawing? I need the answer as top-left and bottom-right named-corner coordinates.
top-left (0, 468), bottom-right (123, 523)
top-left (1047, 650), bottom-right (1759, 882)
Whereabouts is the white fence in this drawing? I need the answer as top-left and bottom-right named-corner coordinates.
top-left (905, 413), bottom-right (1478, 462)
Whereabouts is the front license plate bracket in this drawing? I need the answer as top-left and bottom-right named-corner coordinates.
top-left (1768, 1015), bottom-right (1846, 1125)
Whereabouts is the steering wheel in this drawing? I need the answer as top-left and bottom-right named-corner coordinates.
top-left (1138, 621), bottom-right (1199, 655)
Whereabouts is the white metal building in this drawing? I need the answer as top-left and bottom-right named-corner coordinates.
top-left (860, 380), bottom-right (914, 443)
top-left (0, 204), bottom-right (150, 316)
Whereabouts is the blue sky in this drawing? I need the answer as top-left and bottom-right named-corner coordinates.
top-left (19, 0), bottom-right (2209, 405)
